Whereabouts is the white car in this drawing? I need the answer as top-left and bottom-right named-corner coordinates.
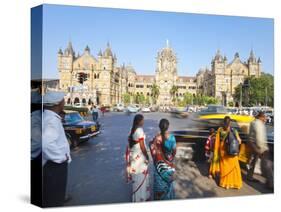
top-left (141, 107), bottom-right (151, 113)
top-left (126, 105), bottom-right (139, 113)
top-left (113, 103), bottom-right (125, 112)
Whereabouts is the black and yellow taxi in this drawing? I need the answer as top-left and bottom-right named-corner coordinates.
top-left (62, 110), bottom-right (100, 148)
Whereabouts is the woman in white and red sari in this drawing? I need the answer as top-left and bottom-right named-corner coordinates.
top-left (125, 114), bottom-right (151, 202)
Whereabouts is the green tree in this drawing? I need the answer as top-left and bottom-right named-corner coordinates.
top-left (145, 95), bottom-right (150, 105)
top-left (234, 73), bottom-right (274, 107)
top-left (123, 93), bottom-right (131, 105)
top-left (183, 92), bottom-right (193, 105)
top-left (139, 93), bottom-right (146, 105)
top-left (134, 93), bottom-right (146, 105)
top-left (170, 85), bottom-right (178, 105)
top-left (228, 101), bottom-right (234, 107)
top-left (150, 83), bottom-right (160, 105)
top-left (206, 96), bottom-right (219, 105)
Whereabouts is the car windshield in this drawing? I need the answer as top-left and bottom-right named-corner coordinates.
top-left (65, 113), bottom-right (84, 123)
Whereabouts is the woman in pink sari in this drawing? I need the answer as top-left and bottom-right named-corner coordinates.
top-left (125, 114), bottom-right (151, 202)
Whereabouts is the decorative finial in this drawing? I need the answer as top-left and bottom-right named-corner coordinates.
top-left (166, 39), bottom-right (169, 48)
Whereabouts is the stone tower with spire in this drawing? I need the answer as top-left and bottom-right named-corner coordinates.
top-left (201, 49), bottom-right (263, 106)
top-left (248, 49), bottom-right (262, 77)
top-left (58, 41), bottom-right (127, 106)
top-left (155, 40), bottom-right (178, 105)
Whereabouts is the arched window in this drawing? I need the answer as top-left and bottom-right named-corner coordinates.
top-left (67, 98), bottom-right (71, 104)
top-left (82, 98), bottom-right (86, 104)
top-left (74, 97), bottom-right (80, 104)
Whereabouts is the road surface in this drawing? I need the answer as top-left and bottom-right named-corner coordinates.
top-left (65, 112), bottom-right (273, 206)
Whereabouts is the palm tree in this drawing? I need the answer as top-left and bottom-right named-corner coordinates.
top-left (170, 85), bottom-right (178, 106)
top-left (150, 83), bottom-right (160, 105)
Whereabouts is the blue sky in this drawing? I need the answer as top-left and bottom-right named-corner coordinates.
top-left (40, 4), bottom-right (274, 79)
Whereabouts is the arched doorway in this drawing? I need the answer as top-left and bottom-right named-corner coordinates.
top-left (67, 98), bottom-right (71, 104)
top-left (74, 97), bottom-right (80, 104)
top-left (88, 99), bottom-right (92, 105)
top-left (82, 98), bottom-right (86, 105)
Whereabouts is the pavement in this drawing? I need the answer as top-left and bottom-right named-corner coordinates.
top-left (65, 112), bottom-right (273, 206)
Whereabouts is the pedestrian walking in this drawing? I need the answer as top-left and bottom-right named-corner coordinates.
top-left (91, 105), bottom-right (99, 122)
top-left (247, 111), bottom-right (273, 189)
top-left (149, 119), bottom-right (176, 200)
top-left (210, 116), bottom-right (243, 189)
top-left (100, 105), bottom-right (106, 116)
top-left (205, 128), bottom-right (215, 178)
top-left (125, 114), bottom-right (151, 202)
top-left (42, 90), bottom-right (71, 207)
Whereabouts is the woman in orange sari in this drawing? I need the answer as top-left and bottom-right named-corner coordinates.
top-left (210, 116), bottom-right (243, 189)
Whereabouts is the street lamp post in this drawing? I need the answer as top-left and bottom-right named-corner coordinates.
top-left (239, 83), bottom-right (242, 108)
top-left (265, 87), bottom-right (268, 107)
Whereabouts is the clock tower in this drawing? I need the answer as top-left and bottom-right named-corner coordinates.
top-left (155, 40), bottom-right (178, 105)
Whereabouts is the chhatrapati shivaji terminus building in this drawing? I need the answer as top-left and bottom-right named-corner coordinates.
top-left (58, 40), bottom-right (262, 106)
top-left (58, 40), bottom-right (197, 106)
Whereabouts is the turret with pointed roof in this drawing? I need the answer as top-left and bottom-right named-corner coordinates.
top-left (103, 42), bottom-right (113, 57)
top-left (64, 41), bottom-right (75, 56)
top-left (58, 48), bottom-right (63, 55)
top-left (248, 49), bottom-right (257, 63)
top-left (98, 49), bottom-right (102, 57)
top-left (84, 45), bottom-right (90, 53)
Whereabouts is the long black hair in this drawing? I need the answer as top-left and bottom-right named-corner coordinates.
top-left (223, 116), bottom-right (231, 128)
top-left (159, 119), bottom-right (170, 144)
top-left (129, 114), bottom-right (144, 148)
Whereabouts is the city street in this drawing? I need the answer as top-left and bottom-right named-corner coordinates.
top-left (65, 112), bottom-right (272, 206)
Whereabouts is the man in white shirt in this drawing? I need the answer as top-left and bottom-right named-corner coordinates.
top-left (247, 111), bottom-right (273, 189)
top-left (42, 90), bottom-right (71, 207)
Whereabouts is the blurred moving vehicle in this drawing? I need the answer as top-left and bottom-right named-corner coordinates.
top-left (112, 103), bottom-right (125, 112)
top-left (141, 106), bottom-right (151, 113)
top-left (62, 110), bottom-right (100, 148)
top-left (126, 105), bottom-right (139, 113)
top-left (198, 105), bottom-right (228, 115)
top-left (170, 107), bottom-right (189, 118)
top-left (172, 111), bottom-right (273, 163)
top-left (150, 105), bottom-right (158, 112)
top-left (159, 105), bottom-right (171, 112)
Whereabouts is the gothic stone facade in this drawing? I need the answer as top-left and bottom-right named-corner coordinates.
top-left (196, 50), bottom-right (262, 105)
top-left (58, 41), bottom-right (196, 106)
top-left (58, 41), bottom-right (261, 106)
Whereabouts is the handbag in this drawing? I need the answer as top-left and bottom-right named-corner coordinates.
top-left (225, 128), bottom-right (240, 156)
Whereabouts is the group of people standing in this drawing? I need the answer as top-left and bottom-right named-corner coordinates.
top-left (205, 113), bottom-right (273, 190)
top-left (125, 114), bottom-right (177, 202)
